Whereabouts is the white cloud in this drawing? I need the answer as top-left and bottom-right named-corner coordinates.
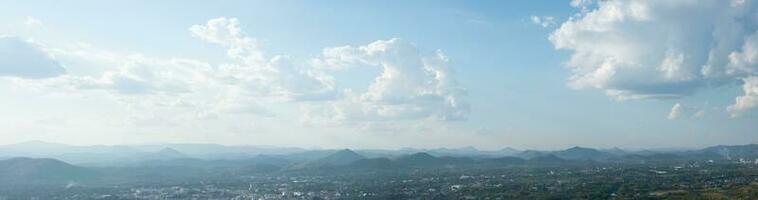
top-left (190, 17), bottom-right (265, 65)
top-left (570, 0), bottom-right (596, 14)
top-left (728, 76), bottom-right (758, 117)
top-left (7, 17), bottom-right (468, 133)
top-left (550, 0), bottom-right (758, 100)
top-left (191, 17), bottom-right (335, 101)
top-left (570, 0), bottom-right (595, 8)
top-left (728, 31), bottom-right (758, 75)
top-left (12, 42), bottom-right (276, 129)
top-left (69, 57), bottom-right (212, 95)
top-left (667, 103), bottom-right (684, 120)
top-left (530, 16), bottom-right (556, 28)
top-left (0, 36), bottom-right (65, 79)
top-left (308, 38), bottom-right (468, 123)
top-left (692, 110), bottom-right (706, 119)
top-left (24, 17), bottom-right (42, 27)
top-left (667, 103), bottom-right (705, 120)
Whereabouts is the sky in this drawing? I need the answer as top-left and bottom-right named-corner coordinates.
top-left (0, 0), bottom-right (756, 150)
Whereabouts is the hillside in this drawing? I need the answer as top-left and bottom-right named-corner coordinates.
top-left (0, 157), bottom-right (95, 184)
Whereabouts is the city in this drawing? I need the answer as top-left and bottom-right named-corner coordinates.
top-left (0, 143), bottom-right (758, 199)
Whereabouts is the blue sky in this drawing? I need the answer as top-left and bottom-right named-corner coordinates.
top-left (0, 0), bottom-right (756, 150)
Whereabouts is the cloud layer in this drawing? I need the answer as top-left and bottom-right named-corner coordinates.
top-left (4, 17), bottom-right (468, 132)
top-left (551, 0), bottom-right (758, 115)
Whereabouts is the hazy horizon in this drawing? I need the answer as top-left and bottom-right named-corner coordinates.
top-left (0, 138), bottom-right (751, 152)
top-left (1, 0), bottom-right (757, 150)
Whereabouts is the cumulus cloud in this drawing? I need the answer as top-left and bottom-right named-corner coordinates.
top-left (14, 42), bottom-right (278, 128)
top-left (667, 103), bottom-right (685, 120)
top-left (191, 17), bottom-right (335, 101)
top-left (7, 17), bottom-right (468, 132)
top-left (190, 17), bottom-right (265, 64)
top-left (667, 103), bottom-right (705, 120)
top-left (308, 38), bottom-right (468, 123)
top-left (0, 36), bottom-right (65, 79)
top-left (728, 76), bottom-right (758, 117)
top-left (550, 0), bottom-right (758, 100)
top-left (530, 16), bottom-right (556, 28)
top-left (728, 31), bottom-right (758, 75)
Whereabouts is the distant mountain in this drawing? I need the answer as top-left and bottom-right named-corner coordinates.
top-left (528, 154), bottom-right (566, 164)
top-left (137, 154), bottom-right (291, 169)
top-left (553, 146), bottom-right (613, 161)
top-left (349, 157), bottom-right (396, 169)
top-left (235, 163), bottom-right (282, 174)
top-left (315, 149), bottom-right (366, 166)
top-left (0, 141), bottom-right (146, 165)
top-left (428, 146), bottom-right (480, 157)
top-left (517, 150), bottom-right (547, 159)
top-left (393, 152), bottom-right (475, 168)
top-left (358, 146), bottom-right (522, 159)
top-left (514, 147), bottom-right (613, 161)
top-left (2, 140), bottom-right (71, 151)
top-left (132, 143), bottom-right (306, 158)
top-left (403, 146), bottom-right (523, 158)
top-left (698, 144), bottom-right (758, 160)
top-left (0, 141), bottom-right (310, 165)
top-left (612, 153), bottom-right (687, 164)
top-left (346, 152), bottom-right (474, 170)
top-left (481, 156), bottom-right (526, 165)
top-left (140, 148), bottom-right (188, 161)
top-left (291, 149), bottom-right (366, 169)
top-left (0, 141), bottom-right (143, 156)
top-left (395, 152), bottom-right (443, 166)
top-left (3, 141), bottom-right (758, 168)
top-left (0, 158), bottom-right (94, 184)
top-left (137, 157), bottom-right (222, 168)
top-left (158, 147), bottom-right (187, 157)
top-left (602, 147), bottom-right (628, 156)
top-left (643, 153), bottom-right (685, 161)
top-left (284, 150), bottom-right (341, 162)
top-left (495, 147), bottom-right (521, 156)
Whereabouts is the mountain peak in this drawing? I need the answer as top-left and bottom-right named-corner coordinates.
top-left (328, 149), bottom-right (363, 158)
top-left (145, 147), bottom-right (187, 160)
top-left (458, 146), bottom-right (478, 151)
top-left (0, 157), bottom-right (93, 180)
top-left (336, 148), bottom-right (356, 153)
top-left (501, 147), bottom-right (519, 151)
top-left (158, 147), bottom-right (183, 154)
top-left (567, 146), bottom-right (593, 151)
top-left (409, 152), bottom-right (434, 158)
top-left (299, 149), bottom-right (366, 168)
top-left (555, 146), bottom-right (610, 160)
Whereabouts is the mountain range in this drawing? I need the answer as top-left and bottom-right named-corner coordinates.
top-left (1, 143), bottom-right (758, 186)
top-left (2, 141), bottom-right (758, 168)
